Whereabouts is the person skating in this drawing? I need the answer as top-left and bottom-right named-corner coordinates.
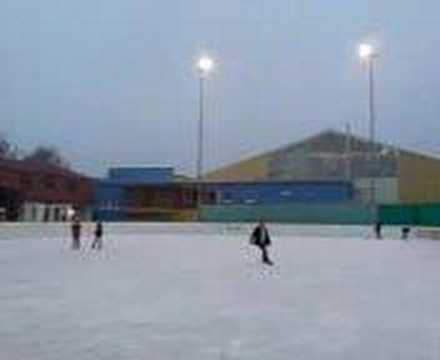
top-left (250, 220), bottom-right (274, 265)
top-left (374, 221), bottom-right (382, 239)
top-left (91, 221), bottom-right (103, 250)
top-left (401, 226), bottom-right (411, 240)
top-left (71, 216), bottom-right (82, 250)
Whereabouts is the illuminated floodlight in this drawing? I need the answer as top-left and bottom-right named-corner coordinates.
top-left (359, 43), bottom-right (375, 59)
top-left (197, 56), bottom-right (214, 77)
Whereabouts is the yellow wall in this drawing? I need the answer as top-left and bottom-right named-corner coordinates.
top-left (203, 135), bottom-right (440, 204)
top-left (172, 209), bottom-right (197, 222)
top-left (399, 153), bottom-right (440, 203)
top-left (204, 153), bottom-right (272, 181)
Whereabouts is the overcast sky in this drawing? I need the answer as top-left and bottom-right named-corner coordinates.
top-left (1, 1), bottom-right (439, 176)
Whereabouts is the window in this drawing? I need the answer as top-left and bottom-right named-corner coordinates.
top-left (221, 192), bottom-right (234, 204)
top-left (54, 207), bottom-right (60, 222)
top-left (31, 206), bottom-right (37, 221)
top-left (244, 199), bottom-right (256, 204)
top-left (43, 206), bottom-right (50, 222)
top-left (205, 191), bottom-right (217, 205)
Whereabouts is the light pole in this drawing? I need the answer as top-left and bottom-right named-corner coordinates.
top-left (359, 43), bottom-right (379, 225)
top-left (196, 55), bottom-right (214, 221)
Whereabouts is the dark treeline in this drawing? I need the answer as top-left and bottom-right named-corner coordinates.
top-left (0, 134), bottom-right (69, 169)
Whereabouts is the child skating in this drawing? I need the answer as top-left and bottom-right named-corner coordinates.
top-left (71, 216), bottom-right (82, 250)
top-left (91, 221), bottom-right (104, 250)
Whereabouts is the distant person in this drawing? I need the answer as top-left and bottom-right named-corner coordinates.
top-left (401, 226), bottom-right (411, 240)
top-left (374, 221), bottom-right (382, 239)
top-left (71, 216), bottom-right (82, 250)
top-left (250, 220), bottom-right (274, 266)
top-left (91, 221), bottom-right (104, 250)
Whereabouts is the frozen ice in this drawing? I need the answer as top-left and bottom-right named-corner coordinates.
top-left (1, 224), bottom-right (440, 359)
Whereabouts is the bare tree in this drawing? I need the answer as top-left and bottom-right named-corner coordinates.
top-left (0, 134), bottom-right (18, 160)
top-left (24, 146), bottom-right (70, 168)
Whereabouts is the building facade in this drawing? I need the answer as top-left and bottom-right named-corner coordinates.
top-left (94, 167), bottom-right (198, 222)
top-left (94, 166), bottom-right (357, 223)
top-left (206, 130), bottom-right (440, 205)
top-left (0, 159), bottom-right (93, 221)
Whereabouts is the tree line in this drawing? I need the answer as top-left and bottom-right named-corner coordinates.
top-left (0, 134), bottom-right (69, 169)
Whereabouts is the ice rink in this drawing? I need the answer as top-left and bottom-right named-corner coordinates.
top-left (1, 223), bottom-right (440, 359)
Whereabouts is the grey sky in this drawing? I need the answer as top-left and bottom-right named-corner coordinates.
top-left (1, 1), bottom-right (439, 176)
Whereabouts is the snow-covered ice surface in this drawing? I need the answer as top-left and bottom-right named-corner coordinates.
top-left (1, 224), bottom-right (440, 359)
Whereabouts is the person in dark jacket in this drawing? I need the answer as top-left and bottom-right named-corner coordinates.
top-left (401, 226), bottom-right (411, 240)
top-left (91, 221), bottom-right (104, 250)
top-left (250, 220), bottom-right (273, 265)
top-left (374, 221), bottom-right (382, 239)
top-left (71, 216), bottom-right (81, 250)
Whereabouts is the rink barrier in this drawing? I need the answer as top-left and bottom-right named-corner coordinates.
top-left (415, 227), bottom-right (440, 240)
top-left (0, 222), bottom-right (407, 240)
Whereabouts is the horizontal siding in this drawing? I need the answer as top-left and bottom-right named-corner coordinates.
top-left (204, 182), bottom-right (353, 205)
top-left (204, 154), bottom-right (272, 181)
top-left (354, 177), bottom-right (399, 204)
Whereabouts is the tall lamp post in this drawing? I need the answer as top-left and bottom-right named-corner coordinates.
top-left (359, 43), bottom-right (379, 224)
top-left (196, 55), bottom-right (214, 221)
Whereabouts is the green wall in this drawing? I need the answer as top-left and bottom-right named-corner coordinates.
top-left (201, 203), bottom-right (440, 226)
top-left (379, 203), bottom-right (440, 226)
top-left (201, 203), bottom-right (372, 224)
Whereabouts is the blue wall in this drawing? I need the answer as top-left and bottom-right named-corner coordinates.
top-left (94, 180), bottom-right (125, 206)
top-left (93, 208), bottom-right (127, 222)
top-left (93, 180), bottom-right (127, 221)
top-left (203, 181), bottom-right (353, 205)
top-left (93, 167), bottom-right (175, 221)
top-left (108, 167), bottom-right (174, 185)
top-left (93, 166), bottom-right (355, 222)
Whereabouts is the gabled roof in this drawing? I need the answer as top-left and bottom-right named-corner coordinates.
top-left (205, 129), bottom-right (440, 178)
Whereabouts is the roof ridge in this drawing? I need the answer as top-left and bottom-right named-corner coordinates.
top-left (206, 128), bottom-right (440, 176)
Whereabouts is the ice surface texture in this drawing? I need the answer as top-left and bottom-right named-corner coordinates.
top-left (1, 224), bottom-right (440, 359)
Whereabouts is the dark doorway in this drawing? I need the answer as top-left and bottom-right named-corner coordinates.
top-left (0, 187), bottom-right (23, 221)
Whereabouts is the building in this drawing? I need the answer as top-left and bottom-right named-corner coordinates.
top-left (94, 167), bottom-right (198, 222)
top-left (199, 180), bottom-right (361, 223)
top-left (201, 181), bottom-right (353, 205)
top-left (94, 165), bottom-right (357, 223)
top-left (0, 159), bottom-right (93, 221)
top-left (206, 129), bottom-right (440, 205)
top-left (92, 130), bottom-right (440, 224)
